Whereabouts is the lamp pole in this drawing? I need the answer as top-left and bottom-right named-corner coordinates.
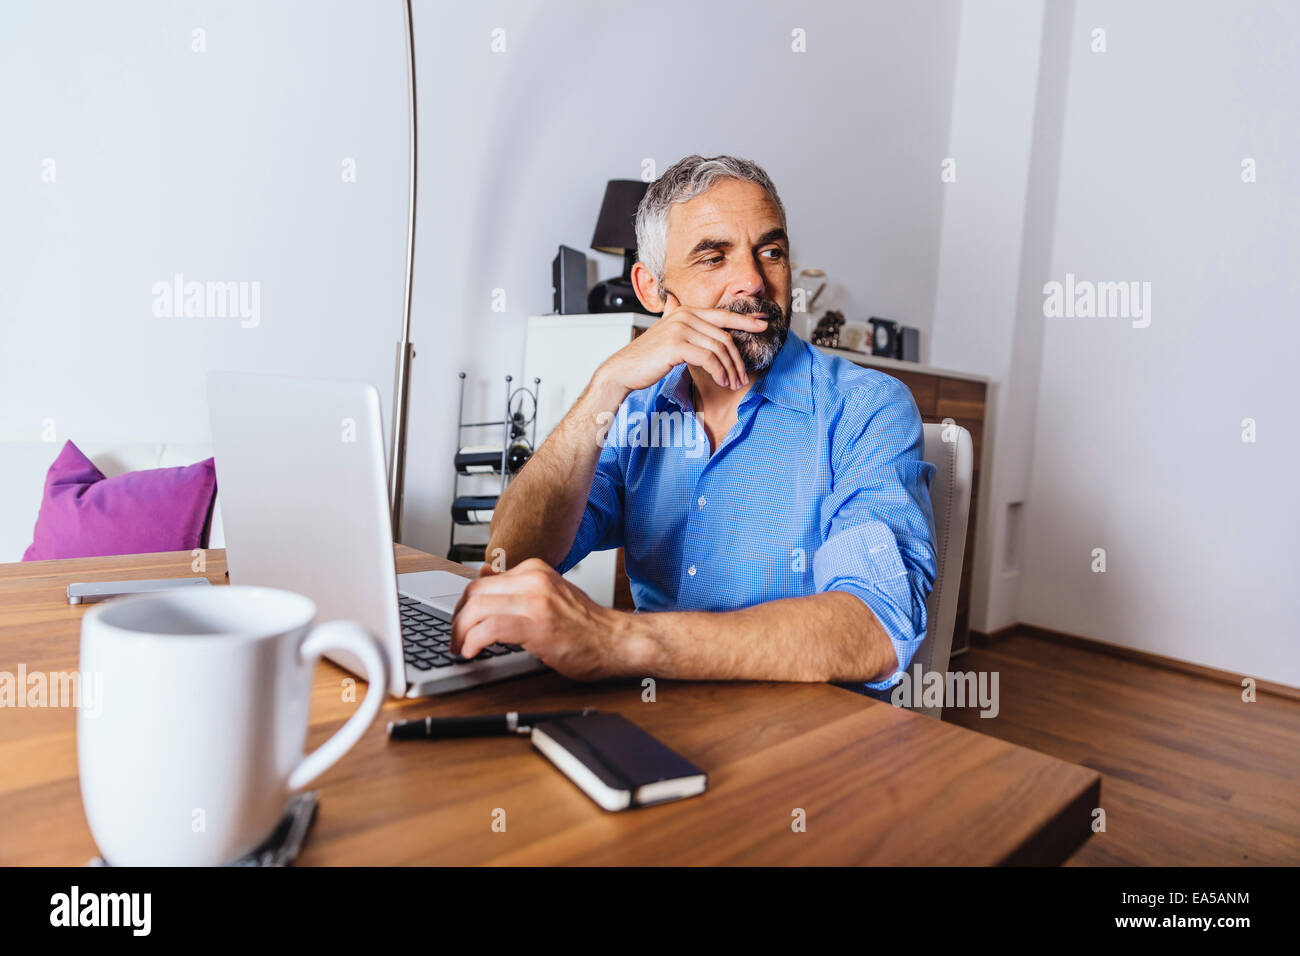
top-left (388, 0), bottom-right (418, 540)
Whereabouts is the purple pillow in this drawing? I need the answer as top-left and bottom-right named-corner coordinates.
top-left (22, 441), bottom-right (217, 561)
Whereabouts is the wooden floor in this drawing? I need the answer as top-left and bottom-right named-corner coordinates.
top-left (942, 629), bottom-right (1300, 865)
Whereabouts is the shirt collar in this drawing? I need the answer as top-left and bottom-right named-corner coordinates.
top-left (746, 330), bottom-right (813, 414)
top-left (656, 330), bottom-right (813, 415)
top-left (658, 362), bottom-right (693, 412)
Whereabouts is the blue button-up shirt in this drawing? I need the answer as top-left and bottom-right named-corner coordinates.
top-left (557, 331), bottom-right (937, 690)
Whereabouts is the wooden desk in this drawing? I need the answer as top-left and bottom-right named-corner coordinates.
top-left (0, 546), bottom-right (1100, 865)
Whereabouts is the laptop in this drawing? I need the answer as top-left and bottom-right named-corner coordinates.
top-left (206, 371), bottom-right (548, 697)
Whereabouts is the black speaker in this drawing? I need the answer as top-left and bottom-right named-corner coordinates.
top-left (588, 274), bottom-right (647, 314)
top-left (552, 245), bottom-right (587, 315)
top-left (897, 326), bottom-right (919, 362)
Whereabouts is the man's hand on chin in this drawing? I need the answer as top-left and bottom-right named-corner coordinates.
top-left (450, 558), bottom-right (638, 680)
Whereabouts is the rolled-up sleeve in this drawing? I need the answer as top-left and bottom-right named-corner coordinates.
top-left (555, 436), bottom-right (625, 574)
top-left (813, 379), bottom-right (937, 690)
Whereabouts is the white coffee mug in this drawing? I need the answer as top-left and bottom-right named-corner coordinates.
top-left (77, 585), bottom-right (388, 866)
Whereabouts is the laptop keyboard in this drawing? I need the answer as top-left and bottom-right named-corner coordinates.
top-left (399, 596), bottom-right (524, 672)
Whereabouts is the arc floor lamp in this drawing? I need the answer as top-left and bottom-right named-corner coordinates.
top-left (388, 0), bottom-right (418, 540)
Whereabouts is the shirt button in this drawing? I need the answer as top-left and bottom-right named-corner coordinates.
top-left (688, 565), bottom-right (697, 576)
top-left (697, 496), bottom-right (707, 508)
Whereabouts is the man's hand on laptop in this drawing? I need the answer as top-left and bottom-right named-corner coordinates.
top-left (592, 292), bottom-right (768, 396)
top-left (450, 558), bottom-right (644, 680)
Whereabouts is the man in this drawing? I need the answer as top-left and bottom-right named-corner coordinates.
top-left (451, 154), bottom-right (936, 692)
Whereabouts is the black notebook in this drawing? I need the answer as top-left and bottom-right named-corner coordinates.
top-left (530, 712), bottom-right (707, 811)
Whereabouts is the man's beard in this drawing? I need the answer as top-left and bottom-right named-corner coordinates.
top-left (725, 296), bottom-right (790, 373)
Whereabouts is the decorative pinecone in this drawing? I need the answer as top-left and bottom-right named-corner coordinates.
top-left (811, 310), bottom-right (846, 348)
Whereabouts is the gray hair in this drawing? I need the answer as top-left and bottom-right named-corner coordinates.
top-left (634, 155), bottom-right (787, 287)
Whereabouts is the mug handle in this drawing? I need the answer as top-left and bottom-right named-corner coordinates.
top-left (287, 620), bottom-right (389, 792)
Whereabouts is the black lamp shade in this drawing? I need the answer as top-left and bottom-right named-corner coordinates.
top-left (590, 180), bottom-right (647, 256)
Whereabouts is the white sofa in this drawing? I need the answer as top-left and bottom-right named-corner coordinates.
top-left (0, 442), bottom-right (224, 564)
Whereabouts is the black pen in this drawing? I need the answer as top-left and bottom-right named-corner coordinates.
top-left (387, 708), bottom-right (596, 740)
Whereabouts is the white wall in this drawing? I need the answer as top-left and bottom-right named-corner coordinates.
top-left (1017, 0), bottom-right (1300, 687)
top-left (0, 0), bottom-right (411, 446)
top-left (1, 0), bottom-right (964, 563)
top-left (929, 0), bottom-right (1054, 635)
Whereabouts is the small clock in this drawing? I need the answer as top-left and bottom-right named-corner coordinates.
top-left (869, 317), bottom-right (898, 357)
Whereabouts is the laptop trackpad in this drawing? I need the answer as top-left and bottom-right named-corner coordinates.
top-left (397, 569), bottom-right (472, 615)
